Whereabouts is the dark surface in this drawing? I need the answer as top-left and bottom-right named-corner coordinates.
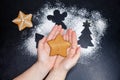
top-left (0, 0), bottom-right (120, 80)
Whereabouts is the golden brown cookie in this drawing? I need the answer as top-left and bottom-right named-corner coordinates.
top-left (12, 11), bottom-right (33, 31)
top-left (47, 34), bottom-right (71, 57)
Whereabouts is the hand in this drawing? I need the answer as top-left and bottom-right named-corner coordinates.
top-left (37, 25), bottom-right (63, 69)
top-left (13, 26), bottom-right (80, 80)
top-left (45, 28), bottom-right (80, 80)
top-left (54, 28), bottom-right (80, 71)
top-left (13, 25), bottom-right (64, 80)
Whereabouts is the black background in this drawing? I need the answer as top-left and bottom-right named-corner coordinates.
top-left (0, 0), bottom-right (120, 80)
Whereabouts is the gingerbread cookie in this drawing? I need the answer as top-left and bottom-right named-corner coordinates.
top-left (12, 11), bottom-right (33, 31)
top-left (47, 34), bottom-right (71, 57)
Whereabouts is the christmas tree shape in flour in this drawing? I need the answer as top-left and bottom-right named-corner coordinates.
top-left (78, 20), bottom-right (94, 48)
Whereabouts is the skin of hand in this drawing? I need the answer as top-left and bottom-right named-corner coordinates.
top-left (13, 25), bottom-right (63, 80)
top-left (37, 25), bottom-right (62, 69)
top-left (36, 25), bottom-right (64, 79)
top-left (45, 28), bottom-right (80, 80)
top-left (37, 25), bottom-right (62, 79)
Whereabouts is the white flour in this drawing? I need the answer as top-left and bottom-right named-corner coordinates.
top-left (22, 2), bottom-right (107, 63)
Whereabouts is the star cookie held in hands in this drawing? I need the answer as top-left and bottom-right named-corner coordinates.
top-left (12, 11), bottom-right (33, 31)
top-left (47, 34), bottom-right (71, 57)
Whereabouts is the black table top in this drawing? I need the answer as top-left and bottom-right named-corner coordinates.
top-left (0, 0), bottom-right (120, 80)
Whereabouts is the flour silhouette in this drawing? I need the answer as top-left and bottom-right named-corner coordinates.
top-left (47, 10), bottom-right (67, 29)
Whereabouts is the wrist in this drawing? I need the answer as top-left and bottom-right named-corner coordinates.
top-left (35, 61), bottom-right (51, 79)
top-left (53, 68), bottom-right (68, 77)
top-left (45, 68), bottom-right (68, 80)
top-left (37, 60), bottom-right (52, 71)
top-left (53, 67), bottom-right (68, 74)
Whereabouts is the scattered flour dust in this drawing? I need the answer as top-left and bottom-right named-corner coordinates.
top-left (22, 3), bottom-right (107, 63)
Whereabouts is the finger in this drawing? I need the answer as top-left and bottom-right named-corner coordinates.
top-left (68, 29), bottom-right (72, 43)
top-left (47, 25), bottom-right (57, 41)
top-left (38, 36), bottom-right (47, 47)
top-left (60, 28), bottom-right (64, 35)
top-left (73, 47), bottom-right (80, 62)
top-left (64, 29), bottom-right (69, 41)
top-left (63, 32), bottom-right (68, 41)
top-left (67, 47), bottom-right (76, 58)
top-left (71, 31), bottom-right (77, 47)
top-left (52, 25), bottom-right (62, 39)
top-left (66, 29), bottom-right (69, 39)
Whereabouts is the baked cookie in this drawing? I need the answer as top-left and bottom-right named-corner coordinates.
top-left (12, 11), bottom-right (33, 31)
top-left (47, 34), bottom-right (71, 57)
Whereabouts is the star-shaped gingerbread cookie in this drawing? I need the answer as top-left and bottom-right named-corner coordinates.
top-left (12, 11), bottom-right (33, 31)
top-left (47, 34), bottom-right (71, 57)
